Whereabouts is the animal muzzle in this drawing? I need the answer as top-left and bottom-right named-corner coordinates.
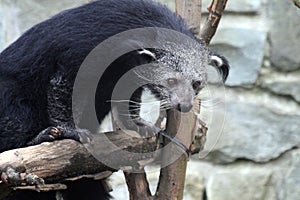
top-left (176, 103), bottom-right (193, 113)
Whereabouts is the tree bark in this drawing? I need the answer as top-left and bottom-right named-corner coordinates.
top-left (124, 171), bottom-right (153, 200)
top-left (0, 131), bottom-right (157, 197)
top-left (155, 100), bottom-right (200, 200)
top-left (0, 129), bottom-right (204, 199)
top-left (175, 0), bottom-right (202, 35)
top-left (200, 0), bottom-right (228, 44)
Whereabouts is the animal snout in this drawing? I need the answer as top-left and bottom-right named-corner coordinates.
top-left (177, 103), bottom-right (193, 113)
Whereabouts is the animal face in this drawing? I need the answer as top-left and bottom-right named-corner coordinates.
top-left (143, 71), bottom-right (202, 113)
top-left (135, 47), bottom-right (228, 115)
top-left (101, 43), bottom-right (229, 131)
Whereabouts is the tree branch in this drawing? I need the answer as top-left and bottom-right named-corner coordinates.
top-left (175, 0), bottom-right (202, 35)
top-left (0, 127), bottom-right (205, 199)
top-left (124, 171), bottom-right (152, 200)
top-left (293, 0), bottom-right (300, 8)
top-left (200, 0), bottom-right (228, 44)
top-left (0, 131), bottom-right (157, 197)
top-left (155, 100), bottom-right (200, 200)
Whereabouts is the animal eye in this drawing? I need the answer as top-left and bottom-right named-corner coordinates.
top-left (192, 81), bottom-right (201, 90)
top-left (167, 78), bottom-right (177, 86)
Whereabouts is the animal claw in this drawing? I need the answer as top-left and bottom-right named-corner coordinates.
top-left (50, 127), bottom-right (63, 137)
top-left (1, 167), bottom-right (44, 187)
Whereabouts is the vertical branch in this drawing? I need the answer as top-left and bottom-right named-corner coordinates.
top-left (124, 171), bottom-right (153, 200)
top-left (155, 101), bottom-right (200, 200)
top-left (200, 0), bottom-right (228, 45)
top-left (124, 0), bottom-right (228, 199)
top-left (154, 1), bottom-right (204, 200)
top-left (175, 0), bottom-right (202, 35)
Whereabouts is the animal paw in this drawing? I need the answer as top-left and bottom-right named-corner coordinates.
top-left (27, 126), bottom-right (90, 146)
top-left (47, 127), bottom-right (63, 140)
top-left (1, 167), bottom-right (44, 187)
top-left (27, 126), bottom-right (64, 145)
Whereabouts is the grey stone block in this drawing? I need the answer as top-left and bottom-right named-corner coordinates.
top-left (205, 102), bottom-right (300, 163)
top-left (262, 81), bottom-right (300, 104)
top-left (1, 0), bottom-right (87, 50)
top-left (210, 28), bottom-right (267, 87)
top-left (282, 150), bottom-right (300, 200)
top-left (207, 168), bottom-right (274, 200)
top-left (268, 0), bottom-right (300, 71)
top-left (202, 0), bottom-right (262, 14)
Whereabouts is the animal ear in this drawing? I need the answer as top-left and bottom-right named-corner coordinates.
top-left (209, 54), bottom-right (230, 82)
top-left (138, 49), bottom-right (156, 60)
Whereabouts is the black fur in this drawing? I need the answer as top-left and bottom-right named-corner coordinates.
top-left (0, 0), bottom-right (229, 199)
top-left (0, 0), bottom-right (195, 152)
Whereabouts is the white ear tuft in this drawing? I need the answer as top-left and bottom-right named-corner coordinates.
top-left (210, 55), bottom-right (224, 67)
top-left (138, 49), bottom-right (156, 59)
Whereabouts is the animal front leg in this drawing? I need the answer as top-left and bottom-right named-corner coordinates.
top-left (27, 125), bottom-right (89, 145)
top-left (27, 127), bottom-right (63, 145)
top-left (28, 72), bottom-right (90, 146)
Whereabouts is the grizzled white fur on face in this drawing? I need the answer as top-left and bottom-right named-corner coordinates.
top-left (134, 42), bottom-right (211, 113)
top-left (157, 42), bottom-right (210, 81)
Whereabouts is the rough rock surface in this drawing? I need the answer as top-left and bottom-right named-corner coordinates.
top-left (203, 102), bottom-right (300, 163)
top-left (202, 0), bottom-right (262, 14)
top-left (268, 0), bottom-right (300, 71)
top-left (207, 167), bottom-right (274, 200)
top-left (262, 81), bottom-right (300, 104)
top-left (210, 28), bottom-right (266, 87)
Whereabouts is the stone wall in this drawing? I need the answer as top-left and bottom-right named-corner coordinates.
top-left (0, 0), bottom-right (300, 199)
top-left (194, 1), bottom-right (300, 199)
top-left (0, 0), bottom-right (87, 50)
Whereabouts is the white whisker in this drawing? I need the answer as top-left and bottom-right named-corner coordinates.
top-left (133, 70), bottom-right (153, 82)
top-left (107, 99), bottom-right (140, 104)
top-left (108, 99), bottom-right (162, 105)
top-left (119, 113), bottom-right (140, 117)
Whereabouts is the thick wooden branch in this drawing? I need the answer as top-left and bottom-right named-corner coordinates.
top-left (175, 0), bottom-right (202, 35)
top-left (155, 102), bottom-right (199, 200)
top-left (200, 0), bottom-right (228, 44)
top-left (0, 131), bottom-right (157, 196)
top-left (0, 140), bottom-right (108, 183)
top-left (124, 171), bottom-right (152, 200)
top-left (0, 128), bottom-right (205, 198)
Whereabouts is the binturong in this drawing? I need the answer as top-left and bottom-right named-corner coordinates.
top-left (0, 0), bottom-right (229, 199)
top-left (99, 40), bottom-right (229, 137)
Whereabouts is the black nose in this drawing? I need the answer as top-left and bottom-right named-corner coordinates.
top-left (177, 103), bottom-right (193, 113)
